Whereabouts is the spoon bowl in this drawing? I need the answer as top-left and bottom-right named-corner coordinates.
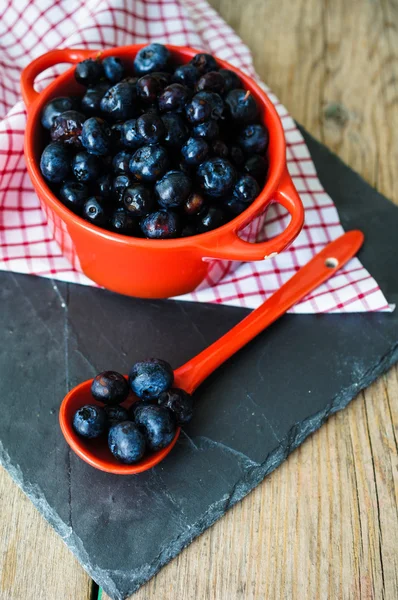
top-left (59, 231), bottom-right (364, 474)
top-left (59, 378), bottom-right (181, 474)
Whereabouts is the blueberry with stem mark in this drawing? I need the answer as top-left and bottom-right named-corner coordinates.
top-left (225, 89), bottom-right (259, 123)
top-left (123, 185), bottom-right (154, 216)
top-left (129, 145), bottom-right (169, 182)
top-left (140, 210), bottom-right (181, 239)
top-left (155, 170), bottom-right (192, 208)
top-left (81, 117), bottom-right (112, 156)
top-left (59, 180), bottom-right (88, 211)
top-left (134, 43), bottom-right (170, 75)
top-left (103, 56), bottom-right (125, 83)
top-left (108, 421), bottom-right (146, 463)
top-left (181, 137), bottom-right (209, 166)
top-left (40, 142), bottom-right (70, 183)
top-left (238, 123), bottom-right (269, 154)
top-left (50, 110), bottom-right (85, 147)
top-left (133, 404), bottom-right (176, 452)
top-left (75, 59), bottom-right (104, 87)
top-left (158, 388), bottom-right (193, 425)
top-left (73, 405), bottom-right (106, 438)
top-left (129, 358), bottom-right (174, 400)
top-left (197, 157), bottom-right (236, 197)
top-left (41, 96), bottom-right (78, 129)
top-left (91, 370), bottom-right (129, 405)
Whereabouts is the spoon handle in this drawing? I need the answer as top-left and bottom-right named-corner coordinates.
top-left (175, 230), bottom-right (364, 394)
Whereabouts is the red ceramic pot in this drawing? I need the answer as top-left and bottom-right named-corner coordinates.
top-left (21, 45), bottom-right (304, 298)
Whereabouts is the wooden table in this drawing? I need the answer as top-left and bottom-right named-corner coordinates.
top-left (1, 1), bottom-right (397, 598)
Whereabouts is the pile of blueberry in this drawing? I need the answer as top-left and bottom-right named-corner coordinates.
top-left (40, 43), bottom-right (269, 238)
top-left (72, 359), bottom-right (193, 464)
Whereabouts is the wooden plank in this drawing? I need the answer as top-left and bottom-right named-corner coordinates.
top-left (0, 466), bottom-right (93, 599)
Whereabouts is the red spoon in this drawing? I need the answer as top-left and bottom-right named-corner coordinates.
top-left (59, 230), bottom-right (364, 474)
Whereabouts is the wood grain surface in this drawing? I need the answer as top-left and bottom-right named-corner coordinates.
top-left (1, 1), bottom-right (397, 599)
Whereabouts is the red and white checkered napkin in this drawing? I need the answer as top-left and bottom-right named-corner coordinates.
top-left (0, 0), bottom-right (392, 312)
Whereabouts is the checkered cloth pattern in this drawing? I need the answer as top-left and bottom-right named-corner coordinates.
top-left (0, 0), bottom-right (391, 312)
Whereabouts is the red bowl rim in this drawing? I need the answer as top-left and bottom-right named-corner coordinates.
top-left (24, 44), bottom-right (286, 249)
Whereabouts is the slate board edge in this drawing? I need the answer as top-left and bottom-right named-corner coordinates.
top-left (1, 340), bottom-right (397, 600)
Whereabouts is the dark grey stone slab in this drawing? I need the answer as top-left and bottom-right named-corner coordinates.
top-left (0, 129), bottom-right (397, 600)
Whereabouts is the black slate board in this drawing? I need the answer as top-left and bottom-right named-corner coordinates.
top-left (0, 129), bottom-right (397, 600)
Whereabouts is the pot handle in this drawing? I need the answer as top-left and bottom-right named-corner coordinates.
top-left (198, 167), bottom-right (304, 261)
top-left (21, 48), bottom-right (97, 109)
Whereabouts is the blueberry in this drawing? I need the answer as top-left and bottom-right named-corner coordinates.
top-left (50, 110), bottom-right (85, 147)
top-left (81, 117), bottom-right (111, 156)
top-left (161, 112), bottom-right (189, 148)
top-left (129, 145), bottom-right (169, 182)
top-left (219, 69), bottom-right (241, 92)
top-left (190, 53), bottom-right (218, 74)
top-left (197, 157), bottom-right (236, 197)
top-left (136, 74), bottom-right (162, 104)
top-left (185, 91), bottom-right (224, 123)
top-left (129, 358), bottom-right (174, 400)
top-left (140, 210), bottom-right (181, 239)
top-left (91, 370), bottom-right (129, 405)
top-left (120, 119), bottom-right (143, 149)
top-left (229, 144), bottom-right (245, 167)
top-left (75, 58), bottom-right (104, 86)
top-left (103, 56), bottom-right (125, 83)
top-left (100, 81), bottom-right (138, 121)
top-left (40, 142), bottom-right (70, 182)
top-left (96, 173), bottom-right (112, 198)
top-left (81, 82), bottom-right (111, 115)
top-left (73, 404), bottom-right (106, 438)
top-left (196, 71), bottom-right (225, 94)
top-left (72, 151), bottom-right (100, 182)
top-left (181, 137), bottom-right (209, 166)
top-left (192, 119), bottom-right (219, 141)
top-left (134, 43), bottom-right (170, 75)
top-left (223, 196), bottom-right (247, 215)
top-left (172, 63), bottom-right (200, 88)
top-left (155, 170), bottom-right (192, 208)
top-left (158, 388), bottom-right (193, 425)
top-left (232, 174), bottom-right (260, 204)
top-left (238, 123), bottom-right (269, 154)
top-left (59, 180), bottom-right (88, 211)
top-left (82, 197), bottom-right (107, 226)
top-left (110, 207), bottom-right (138, 235)
top-left (108, 421), bottom-right (146, 463)
top-left (104, 405), bottom-right (129, 427)
top-left (41, 96), bottom-right (78, 129)
top-left (158, 83), bottom-right (191, 113)
top-left (136, 112), bottom-right (165, 144)
top-left (112, 150), bottom-right (133, 175)
top-left (123, 185), bottom-right (154, 216)
top-left (197, 206), bottom-right (226, 232)
top-left (133, 404), bottom-right (176, 452)
top-left (243, 154), bottom-right (269, 184)
top-left (113, 174), bottom-right (132, 204)
top-left (180, 224), bottom-right (197, 237)
top-left (225, 89), bottom-right (258, 123)
top-left (211, 139), bottom-right (229, 159)
top-left (183, 191), bottom-right (206, 216)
